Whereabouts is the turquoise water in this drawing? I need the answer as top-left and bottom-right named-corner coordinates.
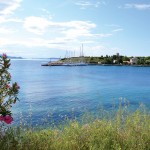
top-left (10, 59), bottom-right (150, 124)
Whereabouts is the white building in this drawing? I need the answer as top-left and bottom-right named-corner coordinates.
top-left (113, 60), bottom-right (118, 64)
top-left (130, 57), bottom-right (138, 65)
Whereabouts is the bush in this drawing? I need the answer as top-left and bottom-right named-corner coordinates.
top-left (0, 54), bottom-right (20, 124)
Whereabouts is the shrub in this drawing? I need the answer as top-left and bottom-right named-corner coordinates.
top-left (0, 54), bottom-right (19, 124)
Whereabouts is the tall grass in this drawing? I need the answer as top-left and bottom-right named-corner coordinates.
top-left (0, 105), bottom-right (150, 150)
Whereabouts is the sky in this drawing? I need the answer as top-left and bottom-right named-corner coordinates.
top-left (0, 0), bottom-right (150, 58)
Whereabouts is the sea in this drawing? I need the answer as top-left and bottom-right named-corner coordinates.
top-left (10, 59), bottom-right (150, 125)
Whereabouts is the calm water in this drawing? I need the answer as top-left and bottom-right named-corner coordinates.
top-left (10, 59), bottom-right (150, 124)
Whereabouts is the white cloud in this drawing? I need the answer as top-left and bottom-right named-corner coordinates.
top-left (75, 0), bottom-right (106, 9)
top-left (0, 15), bottom-right (113, 57)
top-left (124, 3), bottom-right (150, 10)
top-left (0, 35), bottom-right (122, 57)
top-left (0, 37), bottom-right (47, 47)
top-left (23, 16), bottom-right (50, 35)
top-left (23, 16), bottom-right (111, 41)
top-left (0, 0), bottom-right (22, 25)
top-left (0, 0), bottom-right (22, 30)
top-left (112, 28), bottom-right (123, 32)
top-left (0, 0), bottom-right (22, 15)
top-left (0, 27), bottom-right (17, 34)
top-left (106, 24), bottom-right (121, 28)
top-left (0, 38), bottom-right (9, 45)
top-left (0, 35), bottom-right (112, 56)
top-left (60, 21), bottom-right (96, 39)
top-left (105, 24), bottom-right (123, 33)
top-left (95, 33), bottom-right (112, 37)
top-left (0, 37), bottom-right (72, 49)
top-left (0, 16), bottom-right (22, 24)
top-left (40, 8), bottom-right (53, 19)
top-left (23, 16), bottom-right (96, 37)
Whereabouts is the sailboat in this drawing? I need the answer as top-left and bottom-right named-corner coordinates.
top-left (62, 50), bottom-right (72, 66)
top-left (73, 44), bottom-right (87, 66)
top-left (63, 44), bottom-right (88, 66)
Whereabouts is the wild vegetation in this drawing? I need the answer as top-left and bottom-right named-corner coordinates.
top-left (0, 105), bottom-right (150, 150)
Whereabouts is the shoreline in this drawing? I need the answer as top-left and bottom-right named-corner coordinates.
top-left (41, 62), bottom-right (150, 67)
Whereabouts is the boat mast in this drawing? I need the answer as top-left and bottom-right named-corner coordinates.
top-left (82, 43), bottom-right (83, 57)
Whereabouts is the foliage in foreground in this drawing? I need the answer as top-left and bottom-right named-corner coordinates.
top-left (0, 107), bottom-right (150, 150)
top-left (0, 54), bottom-right (19, 124)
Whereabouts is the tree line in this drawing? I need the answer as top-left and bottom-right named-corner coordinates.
top-left (61, 55), bottom-right (150, 65)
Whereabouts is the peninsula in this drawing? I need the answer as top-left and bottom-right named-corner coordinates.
top-left (42, 53), bottom-right (150, 66)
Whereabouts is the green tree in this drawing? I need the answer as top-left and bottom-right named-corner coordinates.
top-left (102, 57), bottom-right (113, 64)
top-left (122, 56), bottom-right (130, 61)
top-left (112, 55), bottom-right (117, 60)
top-left (137, 58), bottom-right (145, 65)
top-left (145, 60), bottom-right (150, 65)
top-left (118, 57), bottom-right (123, 64)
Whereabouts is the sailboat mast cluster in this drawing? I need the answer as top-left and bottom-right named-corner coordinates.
top-left (42, 44), bottom-right (88, 66)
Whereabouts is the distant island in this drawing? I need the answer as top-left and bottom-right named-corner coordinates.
top-left (0, 54), bottom-right (23, 59)
top-left (42, 53), bottom-right (150, 66)
top-left (8, 56), bottom-right (23, 59)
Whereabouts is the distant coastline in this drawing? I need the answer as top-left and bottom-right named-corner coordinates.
top-left (0, 55), bottom-right (23, 59)
top-left (9, 57), bottom-right (23, 59)
top-left (41, 53), bottom-right (150, 67)
top-left (2, 54), bottom-right (150, 67)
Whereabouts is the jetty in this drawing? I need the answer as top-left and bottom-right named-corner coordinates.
top-left (41, 61), bottom-right (63, 66)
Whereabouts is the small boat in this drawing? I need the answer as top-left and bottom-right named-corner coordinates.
top-left (41, 63), bottom-right (49, 66)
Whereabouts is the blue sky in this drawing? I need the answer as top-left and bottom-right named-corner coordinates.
top-left (0, 0), bottom-right (150, 58)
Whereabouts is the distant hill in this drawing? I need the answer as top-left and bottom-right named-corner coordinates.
top-left (0, 54), bottom-right (23, 59)
top-left (31, 58), bottom-right (60, 60)
top-left (8, 56), bottom-right (23, 59)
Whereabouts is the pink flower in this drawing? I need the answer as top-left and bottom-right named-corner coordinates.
top-left (0, 116), bottom-right (4, 121)
top-left (3, 115), bottom-right (13, 124)
top-left (2, 53), bottom-right (7, 58)
top-left (6, 84), bottom-right (11, 88)
top-left (16, 84), bottom-right (20, 89)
